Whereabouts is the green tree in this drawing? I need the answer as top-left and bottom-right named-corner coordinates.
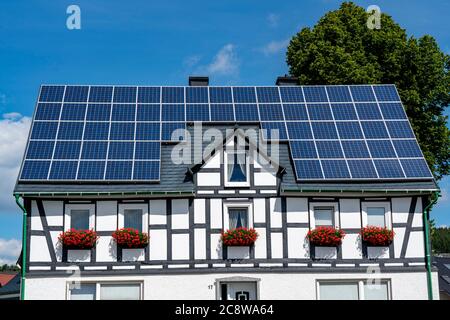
top-left (287, 2), bottom-right (450, 179)
top-left (431, 227), bottom-right (450, 254)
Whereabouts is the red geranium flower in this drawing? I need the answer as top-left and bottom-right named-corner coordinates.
top-left (221, 227), bottom-right (259, 246)
top-left (112, 228), bottom-right (149, 248)
top-left (360, 226), bottom-right (394, 246)
top-left (58, 229), bottom-right (99, 249)
top-left (307, 226), bottom-right (345, 246)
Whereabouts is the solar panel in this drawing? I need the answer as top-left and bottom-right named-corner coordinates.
top-left (20, 84), bottom-right (432, 182)
top-left (113, 87), bottom-right (137, 103)
top-left (138, 87), bottom-right (160, 103)
top-left (210, 104), bottom-right (234, 121)
top-left (77, 161), bottom-right (105, 180)
top-left (303, 86), bottom-right (327, 102)
top-left (162, 87), bottom-right (184, 103)
top-left (235, 104), bottom-right (259, 122)
top-left (89, 86), bottom-right (113, 102)
top-left (209, 87), bottom-right (232, 103)
top-left (283, 104), bottom-right (308, 120)
top-left (39, 86), bottom-right (65, 102)
top-left (307, 104), bottom-right (333, 120)
top-left (111, 104), bottom-right (135, 121)
top-left (64, 86), bottom-right (89, 102)
top-left (233, 87), bottom-right (256, 103)
top-left (61, 104), bottom-right (86, 121)
top-left (137, 104), bottom-right (160, 121)
top-left (279, 87), bottom-right (304, 102)
top-left (86, 104), bottom-right (111, 121)
top-left (162, 104), bottom-right (185, 121)
top-left (186, 87), bottom-right (208, 103)
top-left (186, 104), bottom-right (210, 122)
top-left (35, 103), bottom-right (62, 120)
top-left (256, 87), bottom-right (280, 103)
top-left (258, 104), bottom-right (284, 121)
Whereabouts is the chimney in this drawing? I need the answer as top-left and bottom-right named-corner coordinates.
top-left (275, 75), bottom-right (298, 86)
top-left (189, 76), bottom-right (209, 86)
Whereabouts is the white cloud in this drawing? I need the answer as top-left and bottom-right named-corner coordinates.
top-left (0, 114), bottom-right (31, 215)
top-left (0, 238), bottom-right (21, 265)
top-left (267, 13), bottom-right (280, 28)
top-left (260, 39), bottom-right (290, 56)
top-left (198, 44), bottom-right (239, 77)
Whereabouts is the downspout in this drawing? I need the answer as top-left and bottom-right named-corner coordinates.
top-left (14, 194), bottom-right (27, 301)
top-left (423, 191), bottom-right (440, 300)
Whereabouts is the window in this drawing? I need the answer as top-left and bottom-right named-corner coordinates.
top-left (314, 207), bottom-right (334, 227)
top-left (224, 202), bottom-right (253, 231)
top-left (69, 283), bottom-right (96, 300)
top-left (229, 208), bottom-right (248, 229)
top-left (367, 207), bottom-right (386, 227)
top-left (318, 281), bottom-right (390, 300)
top-left (362, 202), bottom-right (391, 228)
top-left (124, 209), bottom-right (143, 231)
top-left (68, 282), bottom-right (142, 300)
top-left (100, 283), bottom-right (141, 300)
top-left (364, 282), bottom-right (389, 300)
top-left (70, 209), bottom-right (90, 230)
top-left (319, 282), bottom-right (359, 300)
top-left (225, 151), bottom-right (249, 186)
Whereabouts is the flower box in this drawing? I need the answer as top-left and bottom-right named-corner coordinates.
top-left (307, 226), bottom-right (345, 247)
top-left (361, 226), bottom-right (394, 246)
top-left (221, 227), bottom-right (258, 247)
top-left (112, 228), bottom-right (149, 249)
top-left (58, 229), bottom-right (99, 250)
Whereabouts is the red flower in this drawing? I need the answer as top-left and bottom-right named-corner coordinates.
top-left (221, 227), bottom-right (259, 246)
top-left (58, 229), bottom-right (99, 249)
top-left (360, 226), bottom-right (394, 246)
top-left (307, 226), bottom-right (345, 246)
top-left (112, 228), bottom-right (149, 248)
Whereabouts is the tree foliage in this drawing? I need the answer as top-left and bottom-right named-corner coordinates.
top-left (287, 2), bottom-right (450, 179)
top-left (431, 226), bottom-right (450, 254)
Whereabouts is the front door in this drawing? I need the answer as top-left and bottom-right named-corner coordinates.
top-left (221, 282), bottom-right (257, 300)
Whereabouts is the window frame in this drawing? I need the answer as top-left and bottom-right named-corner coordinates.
top-left (67, 281), bottom-right (144, 300)
top-left (118, 203), bottom-right (148, 232)
top-left (361, 201), bottom-right (391, 228)
top-left (223, 202), bottom-right (253, 231)
top-left (224, 150), bottom-right (250, 187)
top-left (64, 203), bottom-right (95, 231)
top-left (309, 202), bottom-right (339, 229)
top-left (316, 279), bottom-right (391, 300)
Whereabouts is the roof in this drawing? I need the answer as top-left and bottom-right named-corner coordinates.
top-left (433, 256), bottom-right (450, 296)
top-left (14, 84), bottom-right (437, 195)
top-left (0, 273), bottom-right (16, 287)
top-left (0, 274), bottom-right (20, 297)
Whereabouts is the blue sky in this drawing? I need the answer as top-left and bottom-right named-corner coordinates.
top-left (0, 0), bottom-right (449, 264)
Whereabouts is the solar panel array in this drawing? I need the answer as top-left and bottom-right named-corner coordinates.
top-left (19, 84), bottom-right (433, 182)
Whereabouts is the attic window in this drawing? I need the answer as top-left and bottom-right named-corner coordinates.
top-left (225, 151), bottom-right (249, 187)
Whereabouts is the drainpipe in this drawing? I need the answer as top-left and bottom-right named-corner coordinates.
top-left (423, 191), bottom-right (440, 300)
top-left (14, 194), bottom-right (27, 301)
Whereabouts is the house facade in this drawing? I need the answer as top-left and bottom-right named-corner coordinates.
top-left (14, 78), bottom-right (440, 300)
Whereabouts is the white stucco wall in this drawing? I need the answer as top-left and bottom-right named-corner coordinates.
top-left (24, 271), bottom-right (439, 300)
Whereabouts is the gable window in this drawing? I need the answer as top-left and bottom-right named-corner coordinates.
top-left (225, 151), bottom-right (249, 187)
top-left (366, 207), bottom-right (386, 227)
top-left (70, 209), bottom-right (90, 230)
top-left (124, 209), bottom-right (143, 231)
top-left (229, 208), bottom-right (249, 229)
top-left (314, 207), bottom-right (334, 227)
